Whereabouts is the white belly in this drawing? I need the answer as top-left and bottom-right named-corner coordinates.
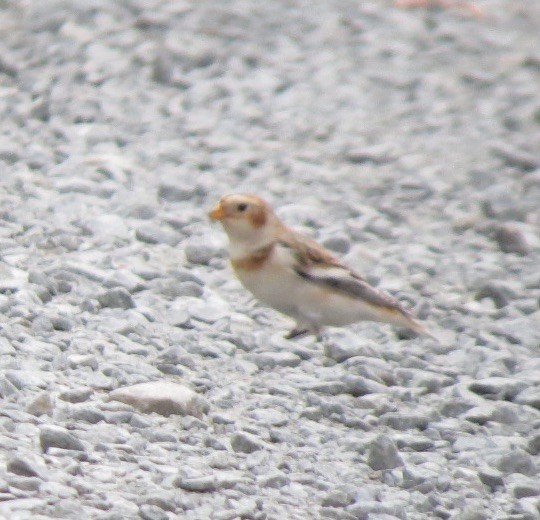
top-left (234, 249), bottom-right (382, 328)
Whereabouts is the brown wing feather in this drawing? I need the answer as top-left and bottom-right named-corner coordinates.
top-left (277, 227), bottom-right (346, 268)
top-left (277, 228), bottom-right (411, 315)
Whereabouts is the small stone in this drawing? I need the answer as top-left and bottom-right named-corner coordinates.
top-left (496, 449), bottom-right (536, 476)
top-left (174, 281), bottom-right (203, 298)
top-left (259, 472), bottom-right (290, 489)
top-left (136, 224), bottom-right (181, 246)
top-left (166, 303), bottom-right (191, 328)
top-left (250, 351), bottom-right (302, 369)
top-left (481, 185), bottom-right (527, 221)
top-left (59, 388), bottom-right (93, 403)
top-left (324, 341), bottom-right (368, 363)
top-left (402, 465), bottom-right (440, 491)
top-left (478, 467), bottom-right (504, 491)
top-left (367, 434), bottom-right (403, 470)
top-left (158, 183), bottom-right (196, 202)
top-left (230, 431), bottom-right (265, 453)
top-left (379, 412), bottom-right (431, 431)
top-left (7, 476), bottom-right (41, 492)
top-left (0, 376), bottom-right (18, 397)
top-left (513, 387), bottom-right (540, 410)
top-left (469, 377), bottom-right (527, 400)
top-left (7, 456), bottom-right (47, 479)
top-left (492, 142), bottom-right (539, 171)
top-left (50, 315), bottom-right (72, 331)
top-left (125, 204), bottom-right (156, 220)
top-left (139, 504), bottom-right (169, 520)
top-left (509, 477), bottom-right (540, 499)
top-left (69, 406), bottom-right (106, 424)
top-left (144, 494), bottom-right (177, 513)
top-left (188, 300), bottom-right (229, 324)
top-left (83, 214), bottom-right (130, 239)
top-left (527, 432), bottom-right (540, 455)
top-left (173, 475), bottom-right (217, 492)
top-left (184, 237), bottom-right (226, 265)
top-left (39, 425), bottom-right (85, 453)
top-left (475, 282), bottom-right (517, 308)
top-left (453, 503), bottom-right (488, 520)
top-left (108, 381), bottom-right (209, 418)
top-left (494, 224), bottom-right (529, 255)
top-left (344, 375), bottom-right (387, 397)
top-left (322, 235), bottom-right (351, 254)
top-left (68, 354), bottom-right (99, 370)
top-left (151, 50), bottom-right (174, 85)
top-left (344, 144), bottom-right (393, 165)
top-left (321, 487), bottom-right (356, 508)
top-left (98, 287), bottom-right (135, 309)
top-left (25, 392), bottom-right (54, 416)
top-left (461, 405), bottom-right (497, 425)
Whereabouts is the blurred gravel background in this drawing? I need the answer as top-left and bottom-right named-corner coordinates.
top-left (0, 1), bottom-right (539, 519)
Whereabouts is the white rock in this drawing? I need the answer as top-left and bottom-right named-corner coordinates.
top-left (108, 381), bottom-right (209, 418)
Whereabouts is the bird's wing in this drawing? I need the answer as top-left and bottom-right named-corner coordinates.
top-left (277, 228), bottom-right (409, 314)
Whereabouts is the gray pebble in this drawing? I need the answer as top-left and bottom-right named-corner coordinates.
top-left (0, 376), bottom-right (18, 398)
top-left (322, 234), bottom-right (351, 254)
top-left (173, 475), bottom-right (217, 492)
top-left (509, 476), bottom-right (540, 499)
top-left (136, 224), bottom-right (182, 246)
top-left (469, 377), bottom-right (527, 400)
top-left (39, 425), bottom-right (85, 453)
top-left (379, 412), bottom-right (431, 431)
top-left (367, 435), bottom-right (403, 471)
top-left (97, 287), bottom-right (135, 310)
top-left (250, 351), bottom-right (302, 369)
top-left (108, 381), bottom-right (209, 418)
top-left (139, 504), bottom-right (169, 520)
top-left (527, 433), bottom-right (540, 455)
top-left (6, 456), bottom-right (47, 479)
top-left (496, 449), bottom-right (537, 476)
top-left (25, 392), bottom-right (53, 416)
top-left (321, 487), bottom-right (357, 507)
top-left (475, 281), bottom-right (517, 308)
top-left (174, 281), bottom-right (204, 298)
top-left (513, 387), bottom-right (540, 410)
top-left (59, 388), bottom-right (93, 403)
top-left (492, 142), bottom-right (539, 171)
top-left (494, 224), bottom-right (529, 255)
top-left (124, 204), bottom-right (156, 220)
top-left (158, 183), bottom-right (199, 202)
top-left (230, 432), bottom-right (265, 453)
top-left (344, 375), bottom-right (387, 397)
top-left (69, 406), bottom-right (106, 424)
top-left (7, 475), bottom-right (41, 492)
top-left (477, 467), bottom-right (504, 491)
top-left (258, 472), bottom-right (290, 489)
top-left (184, 237), bottom-right (226, 265)
top-left (188, 299), bottom-right (229, 324)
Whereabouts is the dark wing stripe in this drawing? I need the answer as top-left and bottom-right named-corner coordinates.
top-left (295, 266), bottom-right (408, 314)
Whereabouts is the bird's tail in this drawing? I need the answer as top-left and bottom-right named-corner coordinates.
top-left (383, 307), bottom-right (437, 341)
top-left (403, 314), bottom-right (438, 341)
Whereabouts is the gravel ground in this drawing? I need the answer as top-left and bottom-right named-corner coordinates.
top-left (0, 1), bottom-right (539, 519)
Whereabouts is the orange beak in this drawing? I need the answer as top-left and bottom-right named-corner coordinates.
top-left (209, 202), bottom-right (226, 221)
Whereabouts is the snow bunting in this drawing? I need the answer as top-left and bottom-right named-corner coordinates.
top-left (209, 194), bottom-right (431, 339)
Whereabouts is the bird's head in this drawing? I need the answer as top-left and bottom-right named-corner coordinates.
top-left (209, 194), bottom-right (281, 248)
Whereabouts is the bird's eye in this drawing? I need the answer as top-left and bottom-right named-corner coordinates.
top-left (237, 203), bottom-right (248, 212)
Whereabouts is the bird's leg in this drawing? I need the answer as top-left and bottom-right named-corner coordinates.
top-left (285, 327), bottom-right (310, 340)
top-left (313, 326), bottom-right (324, 342)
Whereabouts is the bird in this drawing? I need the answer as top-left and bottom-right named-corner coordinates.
top-left (209, 194), bottom-right (432, 340)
